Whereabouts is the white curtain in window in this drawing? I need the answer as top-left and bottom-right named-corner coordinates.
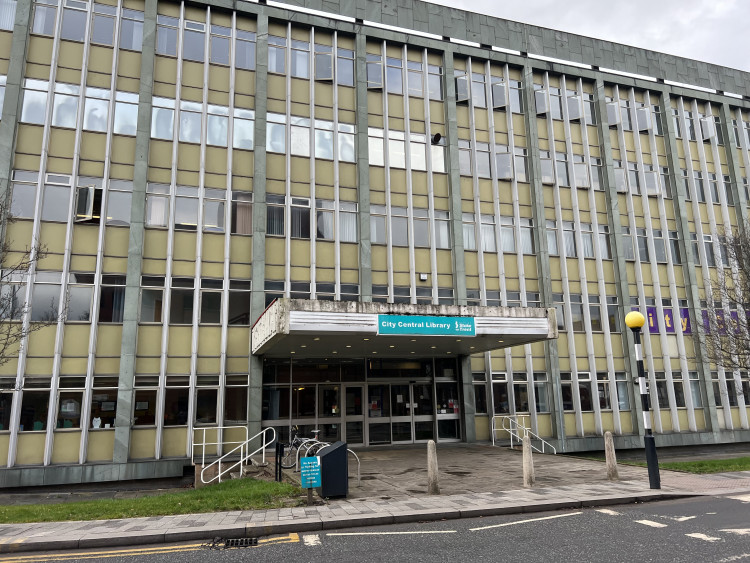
top-left (0, 0), bottom-right (16, 30)
top-left (146, 195), bottom-right (169, 227)
top-left (340, 212), bottom-right (357, 243)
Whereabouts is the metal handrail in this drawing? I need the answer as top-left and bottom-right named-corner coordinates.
top-left (199, 427), bottom-right (277, 485)
top-left (491, 415), bottom-right (557, 455)
top-left (191, 425), bottom-right (249, 465)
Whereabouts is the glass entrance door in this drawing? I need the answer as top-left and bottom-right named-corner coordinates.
top-left (390, 384), bottom-right (412, 443)
top-left (387, 383), bottom-right (435, 444)
top-left (343, 385), bottom-right (364, 445)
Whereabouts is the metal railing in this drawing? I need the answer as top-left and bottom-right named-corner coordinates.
top-left (194, 427), bottom-right (277, 485)
top-left (292, 439), bottom-right (361, 487)
top-left (192, 425), bottom-right (249, 464)
top-left (491, 415), bottom-right (557, 455)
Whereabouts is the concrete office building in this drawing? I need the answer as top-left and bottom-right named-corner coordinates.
top-left (0, 0), bottom-right (748, 487)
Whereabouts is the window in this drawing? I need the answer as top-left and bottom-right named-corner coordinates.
top-left (235, 29), bottom-right (256, 70)
top-left (492, 373), bottom-right (509, 414)
top-left (591, 158), bottom-right (604, 191)
top-left (203, 189), bottom-right (225, 233)
top-left (580, 223), bottom-right (594, 258)
top-left (471, 71), bottom-right (486, 108)
top-left (637, 228), bottom-right (649, 262)
top-left (156, 15), bottom-right (179, 56)
top-left (233, 108), bottom-right (255, 150)
top-left (313, 42), bottom-right (334, 81)
top-left (512, 373), bottom-right (529, 412)
top-left (164, 382), bottom-right (189, 426)
top-left (672, 371), bottom-right (686, 408)
top-left (31, 271), bottom-right (62, 322)
top-left (514, 147), bottom-right (528, 183)
top-left (607, 297), bottom-right (620, 332)
top-left (10, 170), bottom-right (39, 219)
top-left (533, 373), bottom-right (549, 412)
top-left (388, 132), bottom-right (406, 169)
top-left (291, 197), bottom-right (311, 239)
top-left (689, 371), bottom-right (702, 408)
top-left (572, 155), bottom-right (589, 188)
top-left (428, 64), bottom-right (443, 100)
top-left (385, 57), bottom-right (403, 95)
top-left (588, 295), bottom-right (602, 331)
top-left (119, 8), bottom-right (144, 51)
top-left (391, 207), bottom-right (408, 247)
top-left (615, 372), bottom-right (630, 410)
top-left (266, 113), bottom-right (286, 153)
top-left (407, 60), bottom-right (423, 97)
top-left (412, 208), bottom-right (429, 248)
top-left (231, 191), bottom-right (252, 235)
top-left (151, 97), bottom-right (175, 139)
top-left (32, 0), bottom-right (56, 36)
top-left (67, 273), bottom-right (93, 322)
top-left (619, 99), bottom-right (632, 131)
top-left (314, 119), bottom-right (334, 160)
top-left (0, 271), bottom-right (27, 321)
top-left (562, 221), bottom-right (576, 258)
top-left (462, 213), bottom-right (476, 251)
top-left (370, 205), bottom-right (386, 245)
top-left (179, 20), bottom-right (204, 62)
top-left (669, 231), bottom-right (681, 264)
top-left (435, 210), bottom-right (450, 249)
top-left (596, 225), bottom-right (611, 259)
top-left (52, 83), bottom-right (79, 128)
top-left (169, 279), bottom-right (194, 325)
top-left (548, 87), bottom-right (563, 120)
top-left (627, 161), bottom-right (640, 194)
top-left (621, 226), bottom-right (634, 260)
top-left (569, 294), bottom-right (584, 331)
top-left (519, 218), bottom-right (534, 254)
top-left (546, 220), bottom-right (558, 256)
top-left (652, 104), bottom-right (663, 135)
top-left (553, 293), bottom-right (565, 330)
top-left (83, 87), bottom-right (110, 132)
top-left (210, 24), bottom-right (231, 65)
top-left (578, 372), bottom-right (593, 411)
top-left (266, 194), bottom-right (285, 237)
top-left (99, 275), bottom-right (125, 323)
top-left (268, 35), bottom-right (286, 74)
top-left (652, 229), bottom-right (667, 263)
top-left (654, 372), bottom-right (669, 409)
top-left (207, 105), bottom-right (229, 147)
top-left (140, 276), bottom-right (164, 323)
top-left (91, 3), bottom-right (116, 46)
top-left (473, 372), bottom-right (487, 415)
top-left (289, 39), bottom-right (310, 79)
top-left (178, 100), bottom-right (201, 143)
top-left (0, 0), bottom-right (16, 31)
top-left (539, 151), bottom-right (554, 184)
top-left (560, 372), bottom-right (574, 410)
top-left (74, 177), bottom-right (102, 224)
top-left (495, 146), bottom-right (513, 180)
top-left (583, 93), bottom-right (596, 125)
top-left (0, 75), bottom-right (5, 116)
top-left (20, 389), bottom-right (49, 431)
top-left (480, 214), bottom-right (496, 253)
top-left (597, 373), bottom-right (611, 410)
top-left (41, 174), bottom-right (72, 222)
top-left (337, 48), bottom-right (354, 87)
top-left (174, 185), bottom-right (199, 231)
top-left (113, 92), bottom-right (138, 136)
top-left (60, 0), bottom-right (87, 42)
top-left (613, 160), bottom-right (627, 192)
top-left (145, 182), bottom-right (170, 228)
top-left (227, 280), bottom-right (251, 325)
top-left (199, 280), bottom-right (222, 324)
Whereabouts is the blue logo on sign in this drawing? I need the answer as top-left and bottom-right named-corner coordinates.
top-left (377, 315), bottom-right (476, 336)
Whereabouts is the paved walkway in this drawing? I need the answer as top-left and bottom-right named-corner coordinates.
top-left (1, 444), bottom-right (749, 554)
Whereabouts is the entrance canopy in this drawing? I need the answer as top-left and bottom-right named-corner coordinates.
top-left (252, 299), bottom-right (557, 358)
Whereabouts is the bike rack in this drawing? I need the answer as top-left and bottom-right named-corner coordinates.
top-left (292, 439), bottom-right (361, 487)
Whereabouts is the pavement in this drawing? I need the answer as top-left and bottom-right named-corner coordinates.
top-left (1, 443), bottom-right (750, 555)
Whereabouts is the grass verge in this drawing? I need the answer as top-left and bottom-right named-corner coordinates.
top-left (0, 479), bottom-right (302, 524)
top-left (657, 456), bottom-right (750, 474)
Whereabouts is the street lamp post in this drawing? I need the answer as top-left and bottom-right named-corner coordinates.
top-left (624, 311), bottom-right (661, 490)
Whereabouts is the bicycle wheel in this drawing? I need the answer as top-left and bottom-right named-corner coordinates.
top-left (279, 446), bottom-right (297, 469)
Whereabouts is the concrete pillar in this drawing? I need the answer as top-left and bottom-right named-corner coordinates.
top-left (604, 431), bottom-right (619, 481)
top-left (113, 0), bottom-right (157, 463)
top-left (459, 355), bottom-right (476, 442)
top-left (522, 434), bottom-right (535, 487)
top-left (427, 439), bottom-right (440, 495)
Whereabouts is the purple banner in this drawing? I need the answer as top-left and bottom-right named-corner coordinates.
top-left (636, 307), bottom-right (691, 334)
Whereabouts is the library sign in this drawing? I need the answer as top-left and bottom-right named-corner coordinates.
top-left (377, 315), bottom-right (476, 337)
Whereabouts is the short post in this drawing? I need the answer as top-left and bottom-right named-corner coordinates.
top-left (625, 311), bottom-right (661, 489)
top-left (427, 440), bottom-right (440, 495)
top-left (522, 435), bottom-right (535, 487)
top-left (604, 431), bottom-right (619, 481)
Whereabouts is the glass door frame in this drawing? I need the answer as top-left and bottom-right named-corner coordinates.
top-left (342, 384), bottom-right (365, 445)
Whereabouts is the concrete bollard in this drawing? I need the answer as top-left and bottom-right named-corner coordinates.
top-left (427, 439), bottom-right (440, 495)
top-left (604, 431), bottom-right (619, 481)
top-left (522, 435), bottom-right (535, 488)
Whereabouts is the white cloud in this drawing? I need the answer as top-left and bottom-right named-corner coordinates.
top-left (425, 0), bottom-right (750, 72)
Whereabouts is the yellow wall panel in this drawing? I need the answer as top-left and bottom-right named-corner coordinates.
top-left (162, 427), bottom-right (187, 457)
top-left (130, 428), bottom-right (156, 459)
top-left (137, 326), bottom-right (163, 356)
top-left (62, 325), bottom-right (90, 356)
top-left (87, 429), bottom-right (114, 462)
top-left (16, 433), bottom-right (46, 465)
top-left (168, 327), bottom-right (193, 356)
top-left (197, 327), bottom-right (221, 356)
top-left (51, 431), bottom-right (81, 464)
top-left (0, 434), bottom-right (8, 466)
top-left (227, 327), bottom-right (250, 355)
top-left (96, 325), bottom-right (123, 356)
top-left (173, 232), bottom-right (197, 261)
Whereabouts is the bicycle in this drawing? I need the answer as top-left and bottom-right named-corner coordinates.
top-left (279, 426), bottom-right (327, 469)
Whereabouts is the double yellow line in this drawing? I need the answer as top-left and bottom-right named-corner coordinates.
top-left (0, 533), bottom-right (300, 563)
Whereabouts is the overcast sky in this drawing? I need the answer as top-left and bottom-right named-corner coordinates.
top-left (426, 0), bottom-right (750, 73)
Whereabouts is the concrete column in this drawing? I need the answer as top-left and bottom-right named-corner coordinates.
top-left (718, 103), bottom-right (749, 235)
top-left (354, 30), bottom-right (372, 302)
top-left (522, 64), bottom-right (564, 447)
top-left (112, 0), bottom-right (157, 463)
top-left (247, 12), bottom-right (270, 438)
top-left (0, 0), bottom-right (33, 215)
top-left (659, 89), bottom-right (720, 434)
top-left (442, 50), bottom-right (467, 306)
top-left (459, 354), bottom-right (475, 442)
top-left (592, 79), bottom-right (640, 438)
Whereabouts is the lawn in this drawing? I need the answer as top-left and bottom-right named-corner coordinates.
top-left (0, 478), bottom-right (302, 524)
top-left (657, 456), bottom-right (750, 474)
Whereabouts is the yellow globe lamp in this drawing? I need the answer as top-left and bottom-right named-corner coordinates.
top-left (624, 311), bottom-right (645, 330)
